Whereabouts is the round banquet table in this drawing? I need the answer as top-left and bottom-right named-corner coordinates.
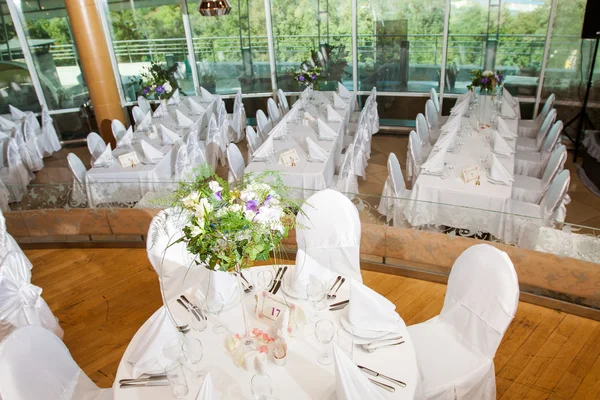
top-left (113, 265), bottom-right (422, 399)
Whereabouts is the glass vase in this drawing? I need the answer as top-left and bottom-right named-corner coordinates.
top-left (235, 264), bottom-right (257, 351)
top-left (477, 87), bottom-right (493, 127)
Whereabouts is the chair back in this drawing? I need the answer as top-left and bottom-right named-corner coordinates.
top-left (137, 96), bottom-right (151, 115)
top-left (277, 89), bottom-right (289, 113)
top-left (388, 152), bottom-right (407, 196)
top-left (429, 88), bottom-right (440, 113)
top-left (267, 98), bottom-right (281, 123)
top-left (111, 119), bottom-right (127, 142)
top-left (440, 244), bottom-right (519, 359)
top-left (174, 144), bottom-right (190, 180)
top-left (67, 153), bottom-right (86, 184)
top-left (234, 90), bottom-right (243, 113)
top-left (536, 93), bottom-right (555, 125)
top-left (296, 189), bottom-right (362, 282)
top-left (0, 251), bottom-right (64, 341)
top-left (256, 109), bottom-right (271, 138)
top-left (407, 130), bottom-right (423, 184)
top-left (132, 106), bottom-right (146, 124)
top-left (540, 144), bottom-right (567, 189)
top-left (416, 113), bottom-right (430, 145)
top-left (86, 132), bottom-right (106, 163)
top-left (540, 170), bottom-right (570, 219)
top-left (540, 120), bottom-right (563, 155)
top-left (0, 326), bottom-right (105, 400)
top-left (217, 101), bottom-right (228, 126)
top-left (226, 143), bottom-right (245, 183)
top-left (246, 126), bottom-right (261, 158)
top-left (535, 108), bottom-right (557, 149)
top-left (425, 99), bottom-right (438, 131)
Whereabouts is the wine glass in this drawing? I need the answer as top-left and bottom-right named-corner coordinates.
top-left (188, 307), bottom-right (207, 332)
top-left (251, 373), bottom-right (273, 400)
top-left (165, 360), bottom-right (189, 398)
top-left (206, 292), bottom-right (227, 334)
top-left (162, 337), bottom-right (183, 361)
top-left (254, 270), bottom-right (274, 293)
top-left (336, 327), bottom-right (354, 360)
top-left (182, 337), bottom-right (205, 378)
top-left (315, 319), bottom-right (334, 365)
top-left (306, 281), bottom-right (325, 321)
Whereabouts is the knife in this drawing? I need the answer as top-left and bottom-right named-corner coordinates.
top-left (368, 378), bottom-right (396, 393)
top-left (120, 381), bottom-right (170, 388)
top-left (269, 267), bottom-right (282, 293)
top-left (272, 280), bottom-right (283, 295)
top-left (359, 365), bottom-right (406, 387)
top-left (119, 375), bottom-right (168, 384)
top-left (330, 299), bottom-right (349, 307)
top-left (181, 295), bottom-right (206, 321)
top-left (177, 298), bottom-right (202, 322)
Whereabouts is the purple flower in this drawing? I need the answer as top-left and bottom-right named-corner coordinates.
top-left (143, 86), bottom-right (151, 95)
top-left (311, 74), bottom-right (318, 80)
top-left (480, 77), bottom-right (489, 85)
top-left (263, 194), bottom-right (272, 205)
top-left (298, 75), bottom-right (305, 82)
top-left (214, 191), bottom-right (222, 200)
top-left (497, 75), bottom-right (503, 84)
top-left (246, 200), bottom-right (259, 212)
top-left (155, 85), bottom-right (165, 95)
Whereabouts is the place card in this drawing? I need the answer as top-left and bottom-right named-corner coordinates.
top-left (118, 151), bottom-right (140, 168)
top-left (463, 165), bottom-right (480, 184)
top-left (255, 292), bottom-right (306, 336)
top-left (279, 149), bottom-right (300, 167)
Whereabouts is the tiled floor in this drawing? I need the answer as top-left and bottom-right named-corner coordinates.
top-left (17, 133), bottom-right (600, 229)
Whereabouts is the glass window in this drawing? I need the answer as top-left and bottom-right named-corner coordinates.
top-left (105, 0), bottom-right (194, 102)
top-left (357, 0), bottom-right (445, 93)
top-left (270, 0), bottom-right (353, 92)
top-left (12, 0), bottom-right (91, 111)
top-left (187, 0), bottom-right (269, 94)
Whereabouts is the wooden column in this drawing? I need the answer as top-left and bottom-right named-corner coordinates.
top-left (65, 0), bottom-right (124, 146)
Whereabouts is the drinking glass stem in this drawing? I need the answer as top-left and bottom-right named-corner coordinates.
top-left (235, 264), bottom-right (251, 342)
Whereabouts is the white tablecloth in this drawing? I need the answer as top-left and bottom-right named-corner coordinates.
top-left (404, 117), bottom-right (517, 240)
top-left (113, 265), bottom-right (421, 400)
top-left (245, 92), bottom-right (355, 200)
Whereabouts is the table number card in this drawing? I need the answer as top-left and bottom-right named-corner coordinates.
top-left (463, 165), bottom-right (480, 184)
top-left (255, 291), bottom-right (306, 335)
top-left (279, 149), bottom-right (300, 167)
top-left (118, 151), bottom-right (140, 168)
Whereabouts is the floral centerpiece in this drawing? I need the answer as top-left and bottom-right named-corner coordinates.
top-left (138, 62), bottom-right (180, 101)
top-left (467, 69), bottom-right (503, 93)
top-left (295, 44), bottom-right (350, 90)
top-left (296, 65), bottom-right (323, 89)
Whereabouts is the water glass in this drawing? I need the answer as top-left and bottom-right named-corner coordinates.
top-left (306, 281), bottom-right (325, 321)
top-left (251, 373), bottom-right (273, 400)
top-left (254, 270), bottom-right (274, 292)
top-left (162, 337), bottom-right (183, 361)
top-left (337, 328), bottom-right (354, 360)
top-left (165, 360), bottom-right (189, 398)
top-left (188, 308), bottom-right (207, 332)
top-left (182, 337), bottom-right (203, 364)
top-left (206, 292), bottom-right (227, 334)
top-left (315, 319), bottom-right (335, 365)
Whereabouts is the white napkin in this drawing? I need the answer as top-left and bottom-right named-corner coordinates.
top-left (456, 91), bottom-right (472, 104)
top-left (306, 137), bottom-right (329, 162)
top-left (501, 101), bottom-right (517, 119)
top-left (348, 279), bottom-right (403, 333)
top-left (272, 308), bottom-right (290, 340)
top-left (168, 89), bottom-right (181, 105)
top-left (327, 105), bottom-right (343, 122)
top-left (441, 115), bottom-right (461, 132)
top-left (188, 98), bottom-right (206, 116)
top-left (271, 122), bottom-right (288, 140)
top-left (497, 117), bottom-right (517, 138)
top-left (317, 119), bottom-right (338, 141)
top-left (291, 251), bottom-right (334, 296)
top-left (252, 135), bottom-right (274, 161)
top-left (153, 102), bottom-right (168, 118)
top-left (176, 110), bottom-right (194, 128)
top-left (304, 112), bottom-right (316, 122)
top-left (420, 147), bottom-right (446, 174)
top-left (450, 99), bottom-right (469, 116)
top-left (333, 344), bottom-right (386, 400)
top-left (200, 87), bottom-right (214, 102)
top-left (137, 111), bottom-right (152, 131)
top-left (160, 124), bottom-right (181, 145)
top-left (117, 126), bottom-right (134, 147)
top-left (92, 143), bottom-right (114, 167)
top-left (127, 308), bottom-right (183, 378)
top-left (333, 92), bottom-right (347, 109)
top-left (338, 82), bottom-right (351, 99)
top-left (200, 270), bottom-right (238, 306)
top-left (141, 140), bottom-right (164, 162)
top-left (434, 129), bottom-right (457, 150)
top-left (195, 373), bottom-right (217, 400)
top-left (489, 153), bottom-right (514, 184)
top-left (9, 105), bottom-right (26, 120)
top-left (493, 130), bottom-right (514, 156)
top-left (503, 89), bottom-right (517, 106)
top-left (0, 115), bottom-right (15, 130)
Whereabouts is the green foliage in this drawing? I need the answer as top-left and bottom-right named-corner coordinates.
top-left (137, 62), bottom-right (180, 100)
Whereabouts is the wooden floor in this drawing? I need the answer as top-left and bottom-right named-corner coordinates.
top-left (27, 248), bottom-right (600, 399)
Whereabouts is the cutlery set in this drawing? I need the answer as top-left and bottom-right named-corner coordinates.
top-left (119, 374), bottom-right (169, 388)
top-left (327, 276), bottom-right (345, 299)
top-left (269, 266), bottom-right (288, 295)
top-left (176, 294), bottom-right (206, 324)
top-left (359, 365), bottom-right (406, 392)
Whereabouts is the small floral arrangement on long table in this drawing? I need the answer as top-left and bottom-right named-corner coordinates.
top-left (467, 69), bottom-right (503, 93)
top-left (296, 65), bottom-right (323, 89)
top-left (138, 62), bottom-right (180, 100)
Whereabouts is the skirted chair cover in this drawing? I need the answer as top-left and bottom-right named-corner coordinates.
top-left (226, 143), bottom-right (245, 183)
top-left (514, 121), bottom-right (563, 178)
top-left (0, 210), bottom-right (32, 269)
top-left (66, 153), bottom-right (89, 207)
top-left (0, 251), bottom-right (64, 341)
top-left (511, 144), bottom-right (566, 204)
top-left (378, 153), bottom-right (411, 225)
top-left (332, 143), bottom-right (359, 199)
top-left (407, 130), bottom-right (423, 187)
top-left (0, 139), bottom-right (30, 202)
top-left (41, 106), bottom-right (62, 153)
top-left (11, 125), bottom-right (36, 177)
top-left (22, 119), bottom-right (44, 169)
top-left (295, 189), bottom-right (362, 283)
top-left (408, 244), bottom-right (519, 399)
top-left (0, 326), bottom-right (113, 400)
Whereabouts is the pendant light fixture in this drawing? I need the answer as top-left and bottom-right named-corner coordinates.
top-left (198, 0), bottom-right (232, 16)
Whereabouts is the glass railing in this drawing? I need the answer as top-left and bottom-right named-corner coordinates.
top-left (3, 182), bottom-right (599, 266)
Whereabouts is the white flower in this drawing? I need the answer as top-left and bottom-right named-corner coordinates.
top-left (182, 191), bottom-right (201, 208)
top-left (255, 206), bottom-right (282, 226)
top-left (208, 180), bottom-right (223, 193)
top-left (244, 209), bottom-right (257, 221)
top-left (483, 70), bottom-right (494, 77)
top-left (194, 198), bottom-right (213, 219)
top-left (230, 204), bottom-right (242, 213)
top-left (190, 224), bottom-right (204, 237)
top-left (163, 81), bottom-right (173, 93)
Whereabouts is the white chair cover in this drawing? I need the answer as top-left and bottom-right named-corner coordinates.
top-left (267, 98), bottom-right (281, 124)
top-left (430, 88), bottom-right (440, 113)
top-left (512, 144), bottom-right (566, 204)
top-left (245, 125), bottom-right (261, 161)
top-left (332, 143), bottom-right (359, 199)
top-left (514, 120), bottom-right (563, 177)
top-left (425, 99), bottom-right (439, 132)
top-left (407, 130), bottom-right (423, 187)
top-left (25, 113), bottom-right (52, 158)
top-left (137, 96), bottom-right (152, 115)
top-left (0, 251), bottom-right (64, 341)
top-left (226, 143), bottom-right (245, 183)
top-left (256, 109), bottom-right (272, 139)
top-left (0, 115), bottom-right (15, 131)
top-left (9, 105), bottom-right (26, 121)
top-left (0, 178), bottom-right (9, 213)
top-left (408, 244), bottom-right (518, 400)
top-left (0, 211), bottom-right (32, 269)
top-left (277, 89), bottom-right (289, 114)
top-left (217, 101), bottom-right (228, 127)
top-left (378, 153), bottom-right (411, 225)
top-left (416, 113), bottom-right (431, 149)
top-left (0, 325), bottom-right (112, 400)
top-left (516, 108), bottom-right (556, 151)
top-left (67, 153), bottom-right (89, 207)
top-left (174, 144), bottom-right (192, 181)
top-left (184, 130), bottom-right (207, 168)
top-left (205, 117), bottom-right (223, 172)
top-left (41, 106), bottom-right (61, 153)
top-left (22, 119), bottom-right (44, 170)
top-left (10, 126), bottom-right (35, 179)
top-left (229, 103), bottom-right (246, 143)
top-left (0, 139), bottom-right (29, 202)
top-left (519, 93), bottom-right (555, 138)
top-left (295, 189), bottom-right (362, 282)
top-left (86, 132), bottom-right (106, 165)
top-left (132, 106), bottom-right (146, 125)
top-left (111, 119), bottom-right (127, 143)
